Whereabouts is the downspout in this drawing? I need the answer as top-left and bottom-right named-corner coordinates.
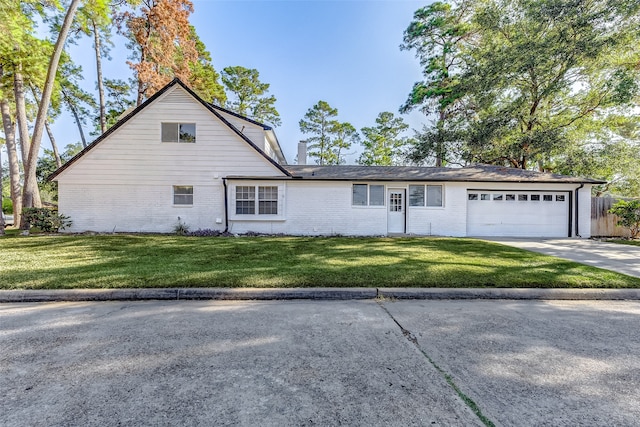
top-left (575, 183), bottom-right (584, 238)
top-left (222, 177), bottom-right (229, 233)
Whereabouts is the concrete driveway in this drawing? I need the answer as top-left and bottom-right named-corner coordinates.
top-left (2, 300), bottom-right (640, 426)
top-left (486, 238), bottom-right (640, 278)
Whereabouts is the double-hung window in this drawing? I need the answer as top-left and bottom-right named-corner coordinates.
top-left (173, 186), bottom-right (193, 205)
top-left (162, 123), bottom-right (196, 143)
top-left (236, 185), bottom-right (279, 215)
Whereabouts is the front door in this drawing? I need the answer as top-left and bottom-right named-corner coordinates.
top-left (387, 188), bottom-right (406, 234)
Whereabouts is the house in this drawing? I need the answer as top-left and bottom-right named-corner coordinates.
top-left (50, 79), bottom-right (603, 238)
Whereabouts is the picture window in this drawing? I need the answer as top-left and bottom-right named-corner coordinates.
top-left (409, 185), bottom-right (425, 207)
top-left (352, 184), bottom-right (385, 206)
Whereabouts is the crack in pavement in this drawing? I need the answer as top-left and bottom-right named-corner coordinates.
top-left (376, 299), bottom-right (496, 427)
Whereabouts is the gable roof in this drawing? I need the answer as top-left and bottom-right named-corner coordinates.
top-left (49, 78), bottom-right (291, 181)
top-left (282, 164), bottom-right (606, 184)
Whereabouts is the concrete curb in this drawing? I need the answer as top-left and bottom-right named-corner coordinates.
top-left (2, 287), bottom-right (640, 303)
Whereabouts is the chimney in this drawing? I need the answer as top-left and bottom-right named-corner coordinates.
top-left (297, 140), bottom-right (307, 165)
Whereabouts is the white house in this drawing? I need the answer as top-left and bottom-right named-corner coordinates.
top-left (50, 79), bottom-right (602, 238)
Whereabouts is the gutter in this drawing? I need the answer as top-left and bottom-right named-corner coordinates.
top-left (575, 183), bottom-right (584, 237)
top-left (222, 178), bottom-right (229, 233)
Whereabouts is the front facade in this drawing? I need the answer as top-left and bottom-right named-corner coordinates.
top-left (51, 80), bottom-right (600, 238)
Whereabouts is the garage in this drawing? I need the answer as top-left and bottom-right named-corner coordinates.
top-left (466, 190), bottom-right (570, 237)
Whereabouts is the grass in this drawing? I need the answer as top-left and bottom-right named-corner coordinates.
top-left (1, 234), bottom-right (639, 290)
top-left (608, 239), bottom-right (640, 247)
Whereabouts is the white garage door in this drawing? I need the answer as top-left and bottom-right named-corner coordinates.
top-left (467, 190), bottom-right (569, 237)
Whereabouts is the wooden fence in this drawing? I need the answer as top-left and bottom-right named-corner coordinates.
top-left (591, 197), bottom-right (631, 238)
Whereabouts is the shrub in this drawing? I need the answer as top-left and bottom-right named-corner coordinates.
top-left (174, 217), bottom-right (190, 235)
top-left (22, 208), bottom-right (72, 232)
top-left (609, 199), bottom-right (640, 239)
top-left (2, 198), bottom-right (12, 214)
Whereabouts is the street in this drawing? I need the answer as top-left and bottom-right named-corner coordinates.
top-left (2, 299), bottom-right (639, 426)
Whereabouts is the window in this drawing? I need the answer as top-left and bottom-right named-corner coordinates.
top-left (493, 194), bottom-right (503, 200)
top-left (162, 123), bottom-right (196, 143)
top-left (369, 185), bottom-right (385, 206)
top-left (531, 194), bottom-right (540, 201)
top-left (426, 185), bottom-right (443, 207)
top-left (409, 185), bottom-right (425, 207)
top-left (481, 194), bottom-right (490, 200)
top-left (173, 186), bottom-right (193, 205)
top-left (506, 194), bottom-right (516, 201)
top-left (236, 185), bottom-right (279, 215)
top-left (352, 184), bottom-right (385, 206)
top-left (352, 184), bottom-right (368, 206)
top-left (259, 186), bottom-right (278, 214)
top-left (543, 195), bottom-right (553, 201)
top-left (518, 194), bottom-right (528, 201)
top-left (236, 186), bottom-right (255, 214)
top-left (468, 193), bottom-right (478, 201)
top-left (556, 195), bottom-right (565, 202)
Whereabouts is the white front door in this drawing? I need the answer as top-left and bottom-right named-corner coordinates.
top-left (387, 188), bottom-right (406, 234)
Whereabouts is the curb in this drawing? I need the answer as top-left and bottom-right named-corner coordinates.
top-left (2, 287), bottom-right (640, 303)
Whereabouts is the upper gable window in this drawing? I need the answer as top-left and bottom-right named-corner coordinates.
top-left (162, 123), bottom-right (196, 143)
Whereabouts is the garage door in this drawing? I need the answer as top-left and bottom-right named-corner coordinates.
top-left (467, 191), bottom-right (569, 237)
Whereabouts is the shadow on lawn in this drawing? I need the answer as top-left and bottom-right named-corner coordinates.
top-left (2, 235), bottom-right (639, 289)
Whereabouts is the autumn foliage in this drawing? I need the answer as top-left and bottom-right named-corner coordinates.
top-left (122, 0), bottom-right (198, 104)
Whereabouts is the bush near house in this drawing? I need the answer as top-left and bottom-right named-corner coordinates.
top-left (609, 200), bottom-right (640, 239)
top-left (21, 208), bottom-right (72, 232)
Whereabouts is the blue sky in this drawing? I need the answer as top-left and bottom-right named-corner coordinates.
top-left (55, 0), bottom-right (430, 163)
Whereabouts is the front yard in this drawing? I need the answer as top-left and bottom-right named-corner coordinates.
top-left (1, 235), bottom-right (639, 289)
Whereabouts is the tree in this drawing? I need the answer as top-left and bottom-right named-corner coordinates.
top-left (21, 0), bottom-right (81, 220)
top-left (299, 101), bottom-right (340, 165)
top-left (460, 0), bottom-right (640, 170)
top-left (100, 78), bottom-right (135, 130)
top-left (188, 26), bottom-right (225, 105)
top-left (37, 143), bottom-right (82, 203)
top-left (0, 70), bottom-right (22, 227)
top-left (75, 0), bottom-right (113, 134)
top-left (331, 122), bottom-right (359, 165)
top-left (120, 0), bottom-right (198, 105)
top-left (221, 66), bottom-right (280, 126)
top-left (609, 199), bottom-right (640, 239)
top-left (358, 112), bottom-right (411, 166)
top-left (58, 60), bottom-right (98, 147)
top-left (400, 1), bottom-right (472, 166)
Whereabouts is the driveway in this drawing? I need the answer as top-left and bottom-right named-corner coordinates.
top-left (2, 300), bottom-right (640, 426)
top-left (486, 238), bottom-right (640, 278)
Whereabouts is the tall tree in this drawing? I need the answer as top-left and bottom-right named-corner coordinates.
top-left (359, 112), bottom-right (411, 166)
top-left (400, 1), bottom-right (472, 166)
top-left (187, 26), bottom-right (225, 105)
top-left (75, 0), bottom-right (113, 134)
top-left (221, 66), bottom-right (280, 126)
top-left (120, 0), bottom-right (198, 105)
top-left (330, 122), bottom-right (358, 165)
top-left (0, 67), bottom-right (23, 227)
top-left (299, 101), bottom-right (339, 165)
top-left (22, 0), bottom-right (81, 217)
top-left (461, 0), bottom-right (640, 170)
top-left (100, 78), bottom-right (135, 130)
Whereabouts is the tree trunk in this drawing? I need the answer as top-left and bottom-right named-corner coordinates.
top-left (0, 98), bottom-right (22, 228)
top-left (21, 0), bottom-right (80, 223)
top-left (93, 19), bottom-right (107, 134)
top-left (13, 65), bottom-right (30, 164)
top-left (62, 89), bottom-right (88, 147)
top-left (45, 120), bottom-right (62, 168)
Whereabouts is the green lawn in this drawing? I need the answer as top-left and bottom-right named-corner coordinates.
top-left (1, 234), bottom-right (638, 289)
top-left (609, 239), bottom-right (640, 247)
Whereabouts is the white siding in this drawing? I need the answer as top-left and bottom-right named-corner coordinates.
top-left (214, 110), bottom-right (266, 151)
top-left (57, 85), bottom-right (284, 233)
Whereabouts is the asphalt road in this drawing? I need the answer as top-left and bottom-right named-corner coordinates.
top-left (2, 299), bottom-right (639, 426)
